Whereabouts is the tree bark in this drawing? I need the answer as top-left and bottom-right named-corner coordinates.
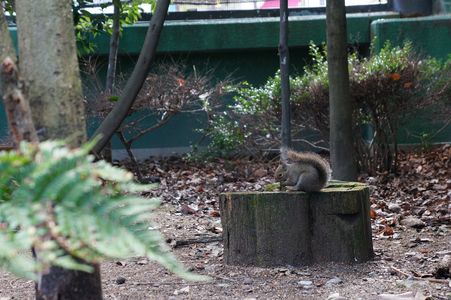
top-left (16, 0), bottom-right (87, 148)
top-left (105, 0), bottom-right (121, 93)
top-left (1, 57), bottom-right (38, 146)
top-left (15, 0), bottom-right (101, 299)
top-left (101, 1), bottom-right (121, 162)
top-left (326, 0), bottom-right (357, 181)
top-left (91, 0), bottom-right (170, 154)
top-left (35, 263), bottom-right (102, 300)
top-left (0, 6), bottom-right (16, 95)
top-left (279, 0), bottom-right (291, 148)
top-left (220, 182), bottom-right (373, 267)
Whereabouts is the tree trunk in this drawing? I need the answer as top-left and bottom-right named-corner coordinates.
top-left (279, 0), bottom-right (291, 148)
top-left (35, 263), bottom-right (102, 300)
top-left (105, 1), bottom-right (120, 93)
top-left (0, 6), bottom-right (16, 94)
top-left (326, 0), bottom-right (357, 181)
top-left (15, 1), bottom-right (101, 299)
top-left (220, 182), bottom-right (373, 267)
top-left (91, 0), bottom-right (170, 154)
top-left (16, 0), bottom-right (86, 148)
top-left (101, 1), bottom-right (121, 162)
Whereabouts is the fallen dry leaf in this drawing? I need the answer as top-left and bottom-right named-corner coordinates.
top-left (382, 225), bottom-right (394, 236)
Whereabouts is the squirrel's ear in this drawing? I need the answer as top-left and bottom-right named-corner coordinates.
top-left (279, 161), bottom-right (289, 170)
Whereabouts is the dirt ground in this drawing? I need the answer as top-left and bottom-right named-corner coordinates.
top-left (0, 146), bottom-right (449, 299)
top-left (0, 208), bottom-right (449, 300)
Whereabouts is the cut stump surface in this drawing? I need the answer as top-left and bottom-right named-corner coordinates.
top-left (219, 181), bottom-right (374, 267)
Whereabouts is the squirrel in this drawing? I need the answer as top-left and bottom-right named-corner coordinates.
top-left (275, 148), bottom-right (331, 192)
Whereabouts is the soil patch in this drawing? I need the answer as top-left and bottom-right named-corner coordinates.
top-left (0, 145), bottom-right (449, 299)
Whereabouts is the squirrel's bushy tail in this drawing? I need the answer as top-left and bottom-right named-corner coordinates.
top-left (280, 147), bottom-right (332, 188)
top-left (289, 151), bottom-right (332, 187)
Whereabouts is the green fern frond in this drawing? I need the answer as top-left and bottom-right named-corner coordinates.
top-left (0, 141), bottom-right (208, 282)
top-left (0, 231), bottom-right (37, 280)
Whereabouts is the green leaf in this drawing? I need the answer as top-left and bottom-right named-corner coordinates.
top-left (0, 141), bottom-right (204, 282)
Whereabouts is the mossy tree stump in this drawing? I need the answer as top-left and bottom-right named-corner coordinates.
top-left (219, 182), bottom-right (374, 267)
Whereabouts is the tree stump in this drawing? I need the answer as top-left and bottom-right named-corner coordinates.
top-left (219, 181), bottom-right (373, 267)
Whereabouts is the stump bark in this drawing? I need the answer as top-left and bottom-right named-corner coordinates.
top-left (219, 181), bottom-right (373, 267)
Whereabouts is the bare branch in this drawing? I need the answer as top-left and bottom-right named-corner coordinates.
top-left (91, 0), bottom-right (171, 154)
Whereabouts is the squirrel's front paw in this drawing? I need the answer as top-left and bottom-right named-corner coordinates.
top-left (285, 186), bottom-right (298, 191)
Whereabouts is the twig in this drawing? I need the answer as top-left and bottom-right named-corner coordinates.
top-left (390, 266), bottom-right (450, 284)
top-left (134, 275), bottom-right (237, 287)
top-left (291, 138), bottom-right (330, 152)
top-left (403, 116), bottom-right (451, 141)
top-left (170, 236), bottom-right (223, 248)
top-left (429, 117), bottom-right (451, 139)
top-left (211, 275), bottom-right (239, 283)
top-left (134, 281), bottom-right (213, 286)
top-left (116, 130), bottom-right (144, 181)
top-left (0, 144), bottom-right (13, 151)
top-left (430, 294), bottom-right (450, 300)
top-left (127, 111), bottom-right (174, 145)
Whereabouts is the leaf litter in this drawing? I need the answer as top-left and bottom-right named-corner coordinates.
top-left (0, 145), bottom-right (449, 299)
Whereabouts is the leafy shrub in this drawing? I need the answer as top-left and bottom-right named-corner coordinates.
top-left (0, 140), bottom-right (204, 281)
top-left (202, 112), bottom-right (245, 157)
top-left (205, 42), bottom-right (450, 173)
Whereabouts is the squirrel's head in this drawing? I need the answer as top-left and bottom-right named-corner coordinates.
top-left (274, 163), bottom-right (287, 181)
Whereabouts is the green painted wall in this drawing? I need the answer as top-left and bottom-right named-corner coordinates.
top-left (2, 12), bottom-right (450, 152)
top-left (371, 15), bottom-right (451, 59)
top-left (372, 15), bottom-right (451, 144)
top-left (7, 12), bottom-right (398, 55)
top-left (91, 12), bottom-right (398, 55)
top-left (76, 12), bottom-right (399, 151)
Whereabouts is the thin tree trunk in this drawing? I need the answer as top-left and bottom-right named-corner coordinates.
top-left (15, 1), bottom-right (101, 298)
top-left (105, 1), bottom-right (120, 93)
top-left (101, 1), bottom-right (121, 162)
top-left (91, 0), bottom-right (170, 154)
top-left (279, 0), bottom-right (291, 148)
top-left (326, 0), bottom-right (357, 181)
